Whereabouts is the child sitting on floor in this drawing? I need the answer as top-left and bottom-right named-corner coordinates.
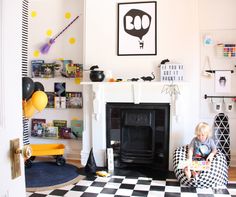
top-left (184, 122), bottom-right (217, 179)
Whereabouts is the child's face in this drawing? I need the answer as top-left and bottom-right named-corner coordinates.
top-left (197, 132), bottom-right (208, 143)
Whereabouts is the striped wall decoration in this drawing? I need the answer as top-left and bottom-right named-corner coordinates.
top-left (22, 0), bottom-right (28, 77)
top-left (22, 0), bottom-right (30, 145)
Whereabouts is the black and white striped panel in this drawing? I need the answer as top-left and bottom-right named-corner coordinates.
top-left (22, 0), bottom-right (30, 145)
top-left (22, 0), bottom-right (28, 77)
top-left (23, 118), bottom-right (30, 145)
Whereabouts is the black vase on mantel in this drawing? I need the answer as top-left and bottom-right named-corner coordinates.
top-left (85, 148), bottom-right (97, 174)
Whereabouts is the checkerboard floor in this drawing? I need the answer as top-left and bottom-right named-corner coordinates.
top-left (27, 175), bottom-right (236, 197)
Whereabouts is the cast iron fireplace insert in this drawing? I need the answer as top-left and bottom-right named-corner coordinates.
top-left (106, 103), bottom-right (170, 171)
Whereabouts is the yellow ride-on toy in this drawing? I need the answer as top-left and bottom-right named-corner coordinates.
top-left (25, 144), bottom-right (66, 168)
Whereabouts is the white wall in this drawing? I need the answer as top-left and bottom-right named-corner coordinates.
top-left (199, 0), bottom-right (236, 166)
top-left (28, 0), bottom-right (84, 159)
top-left (83, 0), bottom-right (236, 167)
top-left (26, 0), bottom-right (236, 166)
top-left (82, 0), bottom-right (200, 167)
top-left (84, 0), bottom-right (199, 82)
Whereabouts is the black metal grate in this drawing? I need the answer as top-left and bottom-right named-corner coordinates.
top-left (106, 103), bottom-right (170, 170)
top-left (120, 109), bottom-right (155, 163)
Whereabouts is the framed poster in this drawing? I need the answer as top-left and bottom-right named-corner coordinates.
top-left (117, 1), bottom-right (157, 56)
top-left (214, 71), bottom-right (231, 93)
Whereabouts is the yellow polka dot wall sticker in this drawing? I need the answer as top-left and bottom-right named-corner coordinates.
top-left (74, 77), bottom-right (81, 84)
top-left (31, 11), bottom-right (37, 18)
top-left (46, 29), bottom-right (53, 37)
top-left (65, 12), bottom-right (71, 19)
top-left (33, 50), bottom-right (40, 58)
top-left (69, 37), bottom-right (76, 44)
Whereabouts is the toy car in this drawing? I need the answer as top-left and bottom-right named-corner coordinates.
top-left (25, 143), bottom-right (66, 168)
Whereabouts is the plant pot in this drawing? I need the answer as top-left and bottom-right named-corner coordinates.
top-left (90, 70), bottom-right (105, 82)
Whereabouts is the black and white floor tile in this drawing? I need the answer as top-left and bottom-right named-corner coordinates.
top-left (27, 175), bottom-right (236, 197)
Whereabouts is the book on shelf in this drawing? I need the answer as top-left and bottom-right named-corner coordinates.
top-left (54, 96), bottom-right (66, 109)
top-left (31, 60), bottom-right (44, 78)
top-left (65, 63), bottom-right (83, 78)
top-left (66, 63), bottom-right (77, 78)
top-left (71, 120), bottom-right (83, 138)
top-left (54, 60), bottom-right (64, 77)
top-left (53, 120), bottom-right (67, 130)
top-left (44, 126), bottom-right (59, 139)
top-left (31, 118), bottom-right (46, 137)
top-left (40, 63), bottom-right (54, 78)
top-left (45, 92), bottom-right (55, 108)
top-left (54, 82), bottom-right (66, 97)
top-left (74, 63), bottom-right (83, 78)
top-left (61, 60), bottom-right (72, 77)
top-left (59, 127), bottom-right (72, 139)
top-left (66, 92), bottom-right (83, 108)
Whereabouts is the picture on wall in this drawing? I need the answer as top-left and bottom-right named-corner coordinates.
top-left (117, 1), bottom-right (157, 56)
top-left (214, 71), bottom-right (231, 93)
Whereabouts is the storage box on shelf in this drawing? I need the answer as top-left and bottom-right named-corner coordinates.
top-left (216, 43), bottom-right (236, 58)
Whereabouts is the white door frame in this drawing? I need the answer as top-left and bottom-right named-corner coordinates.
top-left (0, 0), bottom-right (26, 196)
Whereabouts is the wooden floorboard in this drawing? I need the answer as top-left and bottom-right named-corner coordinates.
top-left (228, 167), bottom-right (236, 181)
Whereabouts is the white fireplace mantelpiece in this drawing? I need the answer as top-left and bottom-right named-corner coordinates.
top-left (81, 82), bottom-right (191, 170)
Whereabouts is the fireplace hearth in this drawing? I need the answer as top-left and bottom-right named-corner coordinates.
top-left (106, 103), bottom-right (170, 171)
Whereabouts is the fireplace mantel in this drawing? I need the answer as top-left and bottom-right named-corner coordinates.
top-left (81, 81), bottom-right (190, 170)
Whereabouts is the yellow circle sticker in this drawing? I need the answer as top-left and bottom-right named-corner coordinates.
top-left (65, 12), bottom-right (71, 19)
top-left (33, 50), bottom-right (40, 57)
top-left (69, 37), bottom-right (76, 44)
top-left (31, 11), bottom-right (37, 18)
top-left (46, 29), bottom-right (53, 37)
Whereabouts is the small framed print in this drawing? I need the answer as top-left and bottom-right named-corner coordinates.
top-left (117, 1), bottom-right (157, 56)
top-left (215, 71), bottom-right (231, 93)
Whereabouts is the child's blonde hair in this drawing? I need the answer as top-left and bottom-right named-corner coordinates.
top-left (195, 122), bottom-right (212, 137)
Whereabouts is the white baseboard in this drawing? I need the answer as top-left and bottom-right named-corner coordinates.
top-left (80, 149), bottom-right (106, 167)
top-left (81, 149), bottom-right (90, 166)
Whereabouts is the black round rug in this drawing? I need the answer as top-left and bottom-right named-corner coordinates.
top-left (25, 162), bottom-right (82, 189)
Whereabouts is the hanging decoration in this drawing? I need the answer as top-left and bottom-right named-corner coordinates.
top-left (40, 15), bottom-right (80, 54)
top-left (161, 83), bottom-right (180, 116)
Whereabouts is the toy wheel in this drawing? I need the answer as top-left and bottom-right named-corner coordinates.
top-left (25, 159), bottom-right (32, 168)
top-left (56, 156), bottom-right (66, 166)
top-left (29, 156), bottom-right (36, 161)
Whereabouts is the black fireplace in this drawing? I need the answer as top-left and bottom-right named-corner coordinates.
top-left (106, 103), bottom-right (170, 171)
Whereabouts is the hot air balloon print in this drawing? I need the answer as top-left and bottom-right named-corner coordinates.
top-left (118, 2), bottom-right (157, 56)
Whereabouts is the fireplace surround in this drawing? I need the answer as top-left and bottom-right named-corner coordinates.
top-left (81, 82), bottom-right (190, 170)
